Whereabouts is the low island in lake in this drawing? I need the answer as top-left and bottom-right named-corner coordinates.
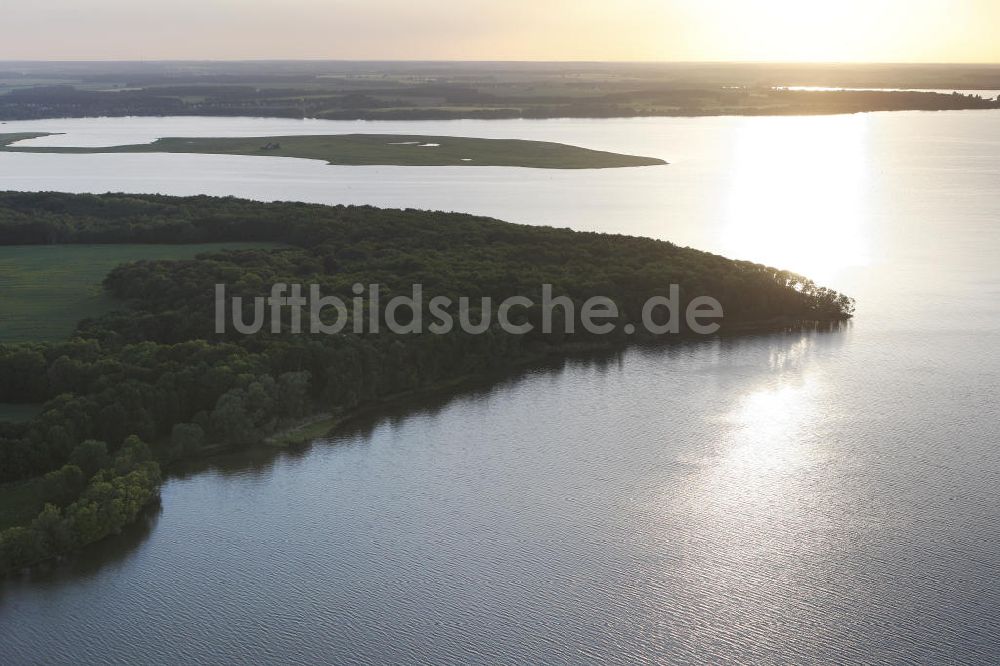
top-left (0, 133), bottom-right (667, 169)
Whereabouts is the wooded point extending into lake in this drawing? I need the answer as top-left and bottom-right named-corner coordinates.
top-left (0, 191), bottom-right (854, 573)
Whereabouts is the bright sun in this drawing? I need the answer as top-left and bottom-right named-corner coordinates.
top-left (721, 114), bottom-right (872, 284)
top-left (673, 0), bottom-right (960, 63)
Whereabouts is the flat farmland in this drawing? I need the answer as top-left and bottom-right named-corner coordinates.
top-left (0, 243), bottom-right (281, 342)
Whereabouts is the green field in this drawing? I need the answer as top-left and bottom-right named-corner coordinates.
top-left (0, 476), bottom-right (47, 531)
top-left (0, 243), bottom-right (281, 342)
top-left (0, 402), bottom-right (42, 422)
top-left (0, 133), bottom-right (667, 169)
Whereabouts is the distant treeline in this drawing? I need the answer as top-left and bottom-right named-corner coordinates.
top-left (0, 191), bottom-right (853, 572)
top-left (1, 77), bottom-right (997, 121)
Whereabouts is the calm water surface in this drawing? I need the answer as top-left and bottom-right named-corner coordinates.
top-left (1, 112), bottom-right (999, 663)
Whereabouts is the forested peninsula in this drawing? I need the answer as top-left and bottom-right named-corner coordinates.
top-left (0, 192), bottom-right (854, 572)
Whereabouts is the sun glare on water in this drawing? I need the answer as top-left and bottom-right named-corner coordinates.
top-left (721, 114), bottom-right (873, 286)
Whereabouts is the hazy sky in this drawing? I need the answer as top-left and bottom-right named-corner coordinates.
top-left (3, 0), bottom-right (999, 63)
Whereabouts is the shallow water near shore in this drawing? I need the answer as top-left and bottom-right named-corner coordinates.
top-left (2, 112), bottom-right (1000, 662)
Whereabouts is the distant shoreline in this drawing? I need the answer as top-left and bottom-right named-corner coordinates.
top-left (2, 98), bottom-right (1000, 124)
top-left (3, 61), bottom-right (1000, 122)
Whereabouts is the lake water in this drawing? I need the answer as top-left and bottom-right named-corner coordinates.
top-left (777, 86), bottom-right (1000, 99)
top-left (1, 112), bottom-right (1000, 663)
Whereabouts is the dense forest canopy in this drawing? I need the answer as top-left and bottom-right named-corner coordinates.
top-left (0, 191), bottom-right (854, 572)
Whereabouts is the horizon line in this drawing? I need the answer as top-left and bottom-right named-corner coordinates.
top-left (3, 58), bottom-right (1000, 67)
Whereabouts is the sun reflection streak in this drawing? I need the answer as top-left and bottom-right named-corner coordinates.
top-left (725, 377), bottom-right (819, 472)
top-left (722, 114), bottom-right (873, 285)
top-left (723, 341), bottom-right (821, 473)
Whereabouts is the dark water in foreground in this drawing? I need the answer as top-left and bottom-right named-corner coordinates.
top-left (2, 112), bottom-right (1000, 663)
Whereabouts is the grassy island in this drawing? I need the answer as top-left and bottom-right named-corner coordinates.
top-left (0, 133), bottom-right (667, 169)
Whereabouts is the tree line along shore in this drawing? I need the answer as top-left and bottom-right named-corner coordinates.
top-left (0, 191), bottom-right (854, 573)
